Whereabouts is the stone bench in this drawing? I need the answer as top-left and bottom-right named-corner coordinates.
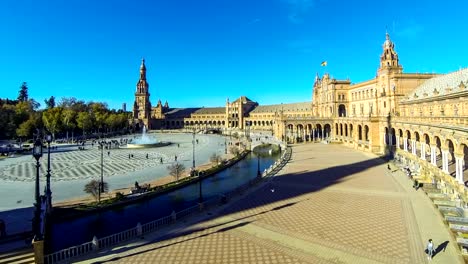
top-left (450, 223), bottom-right (468, 233)
top-left (428, 193), bottom-right (448, 201)
top-left (435, 200), bottom-right (458, 207)
top-left (446, 215), bottom-right (468, 224)
top-left (456, 237), bottom-right (468, 249)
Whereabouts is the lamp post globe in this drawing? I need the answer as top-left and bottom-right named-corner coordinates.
top-left (45, 133), bottom-right (53, 212)
top-left (32, 138), bottom-right (43, 240)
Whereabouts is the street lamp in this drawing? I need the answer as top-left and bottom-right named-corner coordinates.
top-left (224, 138), bottom-right (227, 154)
top-left (45, 133), bottom-right (52, 213)
top-left (32, 136), bottom-right (43, 240)
top-left (192, 129), bottom-right (203, 203)
top-left (98, 141), bottom-right (104, 203)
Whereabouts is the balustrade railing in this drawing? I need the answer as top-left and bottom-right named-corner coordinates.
top-left (44, 146), bottom-right (292, 264)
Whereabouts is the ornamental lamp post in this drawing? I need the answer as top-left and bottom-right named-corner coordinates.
top-left (32, 137), bottom-right (43, 240)
top-left (45, 133), bottom-right (53, 213)
top-left (98, 142), bottom-right (104, 203)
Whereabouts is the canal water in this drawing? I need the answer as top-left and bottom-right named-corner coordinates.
top-left (50, 152), bottom-right (279, 251)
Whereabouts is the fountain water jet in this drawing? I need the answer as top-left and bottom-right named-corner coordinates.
top-left (126, 125), bottom-right (171, 149)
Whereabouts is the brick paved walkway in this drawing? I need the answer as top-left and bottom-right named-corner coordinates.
top-left (76, 143), bottom-right (463, 264)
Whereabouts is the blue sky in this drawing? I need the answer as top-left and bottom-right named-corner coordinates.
top-left (1, 0), bottom-right (467, 110)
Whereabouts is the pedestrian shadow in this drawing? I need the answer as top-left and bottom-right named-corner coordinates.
top-left (433, 240), bottom-right (449, 258)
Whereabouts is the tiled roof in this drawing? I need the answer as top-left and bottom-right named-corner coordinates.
top-left (405, 68), bottom-right (468, 101)
top-left (164, 108), bottom-right (200, 118)
top-left (192, 107), bottom-right (225, 115)
top-left (233, 96), bottom-right (255, 103)
top-left (250, 102), bottom-right (311, 113)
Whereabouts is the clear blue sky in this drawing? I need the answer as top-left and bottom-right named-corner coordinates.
top-left (1, 0), bottom-right (467, 110)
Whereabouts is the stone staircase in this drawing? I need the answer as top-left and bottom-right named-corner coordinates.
top-left (421, 183), bottom-right (468, 256)
top-left (0, 248), bottom-right (34, 264)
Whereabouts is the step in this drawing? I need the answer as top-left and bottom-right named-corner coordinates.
top-left (450, 223), bottom-right (468, 233)
top-left (0, 250), bottom-right (34, 264)
top-left (428, 193), bottom-right (446, 199)
top-left (8, 255), bottom-right (34, 264)
top-left (435, 200), bottom-right (458, 207)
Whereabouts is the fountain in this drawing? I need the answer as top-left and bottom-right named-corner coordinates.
top-left (126, 125), bottom-right (171, 149)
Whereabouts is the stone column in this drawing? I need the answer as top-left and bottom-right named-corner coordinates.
top-left (442, 149), bottom-right (449, 173)
top-left (388, 134), bottom-right (393, 146)
top-left (396, 136), bottom-right (400, 149)
top-left (403, 138), bottom-right (408, 152)
top-left (383, 133), bottom-right (386, 146)
top-left (455, 155), bottom-right (465, 184)
top-left (322, 128), bottom-right (325, 141)
top-left (412, 140), bottom-right (417, 156)
top-left (312, 128), bottom-right (315, 141)
top-left (430, 145), bottom-right (437, 166)
top-left (420, 143), bottom-right (426, 160)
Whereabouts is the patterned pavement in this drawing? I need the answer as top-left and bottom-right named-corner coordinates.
top-left (77, 143), bottom-right (463, 264)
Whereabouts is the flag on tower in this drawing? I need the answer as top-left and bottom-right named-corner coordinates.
top-left (320, 61), bottom-right (327, 66)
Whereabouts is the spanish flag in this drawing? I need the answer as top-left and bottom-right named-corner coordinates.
top-left (320, 61), bottom-right (327, 66)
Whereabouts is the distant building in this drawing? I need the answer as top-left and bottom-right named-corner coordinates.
top-left (131, 33), bottom-right (467, 197)
top-left (122, 103), bottom-right (126, 112)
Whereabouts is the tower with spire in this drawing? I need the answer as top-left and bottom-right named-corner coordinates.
top-left (378, 32), bottom-right (402, 76)
top-left (133, 58), bottom-right (151, 122)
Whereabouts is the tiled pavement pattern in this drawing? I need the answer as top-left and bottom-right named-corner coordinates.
top-left (78, 144), bottom-right (463, 264)
top-left (0, 137), bottom-right (211, 182)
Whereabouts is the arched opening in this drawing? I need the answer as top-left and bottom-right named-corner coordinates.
top-left (296, 124), bottom-right (304, 142)
top-left (405, 130), bottom-right (411, 151)
top-left (338, 104), bottom-right (346, 117)
top-left (316, 124), bottom-right (323, 140)
top-left (398, 129), bottom-right (403, 149)
top-left (461, 144), bottom-right (468, 184)
top-left (446, 139), bottom-right (456, 176)
top-left (349, 124), bottom-right (353, 140)
top-left (344, 124), bottom-right (348, 137)
top-left (340, 123), bottom-right (343, 137)
top-left (391, 128), bottom-right (396, 146)
top-left (287, 124), bottom-right (294, 143)
top-left (414, 132), bottom-right (420, 156)
top-left (324, 124), bottom-right (331, 139)
top-left (434, 136), bottom-right (442, 169)
top-left (385, 127), bottom-right (389, 145)
top-left (358, 125), bottom-right (362, 140)
top-left (335, 123), bottom-right (339, 136)
top-left (364, 125), bottom-right (369, 141)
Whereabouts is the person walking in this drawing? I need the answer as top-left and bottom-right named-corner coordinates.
top-left (426, 239), bottom-right (435, 260)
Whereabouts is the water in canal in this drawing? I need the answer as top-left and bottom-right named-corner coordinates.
top-left (50, 151), bottom-right (279, 251)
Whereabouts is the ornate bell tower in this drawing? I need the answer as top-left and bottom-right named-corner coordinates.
top-left (133, 59), bottom-right (151, 121)
top-left (377, 32), bottom-right (403, 76)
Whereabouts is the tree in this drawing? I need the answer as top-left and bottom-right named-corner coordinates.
top-left (44, 96), bottom-right (56, 109)
top-left (210, 153), bottom-right (222, 165)
top-left (42, 107), bottom-right (63, 138)
top-left (77, 111), bottom-right (93, 136)
top-left (16, 117), bottom-right (37, 139)
top-left (90, 102), bottom-right (108, 133)
top-left (84, 179), bottom-right (109, 201)
top-left (62, 108), bottom-right (76, 140)
top-left (17, 82), bottom-right (28, 102)
top-left (167, 162), bottom-right (185, 181)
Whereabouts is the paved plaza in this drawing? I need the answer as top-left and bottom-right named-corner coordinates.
top-left (0, 133), bottom-right (226, 210)
top-left (75, 143), bottom-right (463, 264)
